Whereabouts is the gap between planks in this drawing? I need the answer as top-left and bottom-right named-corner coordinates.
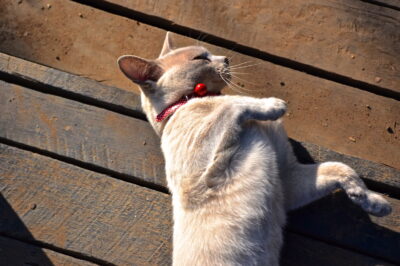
top-left (0, 137), bottom-right (169, 194)
top-left (1, 76), bottom-right (399, 197)
top-left (0, 233), bottom-right (114, 266)
top-left (360, 0), bottom-right (400, 11)
top-left (72, 0), bottom-right (400, 101)
top-left (0, 69), bottom-right (146, 121)
top-left (1, 56), bottom-right (399, 197)
top-left (0, 79), bottom-right (399, 262)
top-left (1, 143), bottom-right (397, 265)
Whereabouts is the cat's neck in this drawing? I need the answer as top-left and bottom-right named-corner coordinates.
top-left (140, 93), bottom-right (167, 136)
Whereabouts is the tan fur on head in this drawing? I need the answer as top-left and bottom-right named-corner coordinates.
top-left (117, 32), bottom-right (392, 266)
top-left (118, 33), bottom-right (229, 135)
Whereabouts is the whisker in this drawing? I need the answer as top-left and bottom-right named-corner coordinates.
top-left (230, 74), bottom-right (260, 88)
top-left (229, 60), bottom-right (255, 68)
top-left (229, 62), bottom-right (263, 69)
top-left (226, 47), bottom-right (239, 62)
top-left (223, 75), bottom-right (248, 94)
top-left (220, 74), bottom-right (245, 95)
top-left (198, 33), bottom-right (209, 43)
top-left (229, 71), bottom-right (250, 75)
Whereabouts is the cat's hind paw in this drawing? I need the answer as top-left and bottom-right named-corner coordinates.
top-left (361, 192), bottom-right (392, 217)
top-left (349, 188), bottom-right (392, 217)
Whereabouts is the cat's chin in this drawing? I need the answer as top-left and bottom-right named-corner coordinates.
top-left (217, 67), bottom-right (231, 79)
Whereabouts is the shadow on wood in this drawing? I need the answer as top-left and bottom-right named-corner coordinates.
top-left (289, 139), bottom-right (315, 164)
top-left (288, 191), bottom-right (400, 264)
top-left (0, 194), bottom-right (53, 265)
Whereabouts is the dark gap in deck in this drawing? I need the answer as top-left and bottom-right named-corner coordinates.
top-left (0, 138), bottom-right (169, 194)
top-left (0, 70), bottom-right (147, 121)
top-left (2, 136), bottom-right (398, 201)
top-left (360, 0), bottom-right (400, 12)
top-left (286, 229), bottom-right (397, 265)
top-left (72, 0), bottom-right (400, 102)
top-left (0, 233), bottom-right (114, 266)
top-left (364, 178), bottom-right (400, 199)
top-left (2, 68), bottom-right (399, 199)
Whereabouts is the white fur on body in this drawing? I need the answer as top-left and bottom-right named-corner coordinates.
top-left (117, 32), bottom-right (392, 266)
top-left (163, 96), bottom-right (287, 265)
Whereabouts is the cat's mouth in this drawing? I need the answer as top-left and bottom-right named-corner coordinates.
top-left (218, 67), bottom-right (232, 85)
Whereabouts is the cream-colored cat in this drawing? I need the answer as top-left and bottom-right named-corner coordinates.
top-left (118, 33), bottom-right (391, 266)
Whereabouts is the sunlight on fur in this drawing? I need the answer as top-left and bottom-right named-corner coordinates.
top-left (118, 32), bottom-right (392, 266)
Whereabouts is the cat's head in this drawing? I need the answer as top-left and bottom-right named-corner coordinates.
top-left (117, 32), bottom-right (230, 133)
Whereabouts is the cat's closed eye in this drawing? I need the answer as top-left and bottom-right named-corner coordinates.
top-left (192, 54), bottom-right (210, 61)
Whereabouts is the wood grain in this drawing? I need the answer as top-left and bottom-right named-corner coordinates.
top-left (100, 0), bottom-right (400, 92)
top-left (1, 70), bottom-right (399, 190)
top-left (0, 0), bottom-right (398, 169)
top-left (293, 141), bottom-right (400, 190)
top-left (288, 191), bottom-right (400, 263)
top-left (281, 232), bottom-right (395, 266)
top-left (0, 52), bottom-right (142, 117)
top-left (0, 0), bottom-right (398, 263)
top-left (0, 144), bottom-right (395, 265)
top-left (370, 0), bottom-right (400, 10)
top-left (1, 81), bottom-right (399, 262)
top-left (0, 80), bottom-right (167, 187)
top-left (0, 236), bottom-right (96, 266)
top-left (0, 144), bottom-right (172, 265)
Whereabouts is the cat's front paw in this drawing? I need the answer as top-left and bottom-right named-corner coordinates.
top-left (262, 97), bottom-right (287, 120)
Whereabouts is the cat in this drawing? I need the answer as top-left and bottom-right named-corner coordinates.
top-left (117, 32), bottom-right (392, 266)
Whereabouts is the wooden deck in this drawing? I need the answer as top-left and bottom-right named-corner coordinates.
top-left (0, 0), bottom-right (399, 265)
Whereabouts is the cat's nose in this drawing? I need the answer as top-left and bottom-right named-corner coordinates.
top-left (224, 57), bottom-right (230, 66)
top-left (211, 55), bottom-right (229, 66)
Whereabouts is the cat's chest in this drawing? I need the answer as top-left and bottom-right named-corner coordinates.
top-left (162, 120), bottom-right (214, 166)
top-left (161, 115), bottom-right (219, 175)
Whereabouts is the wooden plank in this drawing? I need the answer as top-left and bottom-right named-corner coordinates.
top-left (0, 80), bottom-right (167, 187)
top-left (281, 232), bottom-right (395, 266)
top-left (0, 0), bottom-right (399, 169)
top-left (0, 144), bottom-right (394, 265)
top-left (288, 191), bottom-right (400, 263)
top-left (0, 52), bottom-right (143, 117)
top-left (0, 144), bottom-right (173, 265)
top-left (97, 0), bottom-right (400, 93)
top-left (291, 140), bottom-right (400, 190)
top-left (0, 236), bottom-right (96, 266)
top-left (1, 78), bottom-right (399, 190)
top-left (1, 81), bottom-right (399, 262)
top-left (368, 0), bottom-right (400, 10)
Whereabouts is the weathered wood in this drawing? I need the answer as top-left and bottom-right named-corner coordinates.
top-left (0, 144), bottom-right (394, 265)
top-left (1, 79), bottom-right (399, 190)
top-left (281, 232), bottom-right (395, 266)
top-left (288, 191), bottom-right (400, 263)
top-left (0, 80), bottom-right (166, 187)
top-left (291, 140), bottom-right (400, 190)
top-left (0, 0), bottom-right (399, 169)
top-left (0, 144), bottom-right (173, 265)
top-left (1, 81), bottom-right (399, 262)
top-left (369, 0), bottom-right (400, 10)
top-left (98, 0), bottom-right (400, 92)
top-left (0, 236), bottom-right (96, 266)
top-left (0, 52), bottom-right (143, 117)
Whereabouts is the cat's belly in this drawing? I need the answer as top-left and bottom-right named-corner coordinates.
top-left (167, 122), bottom-right (286, 265)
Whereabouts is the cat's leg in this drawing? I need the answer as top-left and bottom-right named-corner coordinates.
top-left (283, 160), bottom-right (392, 217)
top-left (202, 97), bottom-right (287, 187)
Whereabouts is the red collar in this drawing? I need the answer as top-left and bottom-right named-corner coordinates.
top-left (156, 92), bottom-right (220, 122)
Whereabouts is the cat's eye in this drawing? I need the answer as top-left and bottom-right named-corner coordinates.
top-left (192, 54), bottom-right (211, 61)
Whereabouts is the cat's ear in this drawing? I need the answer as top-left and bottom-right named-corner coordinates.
top-left (159, 32), bottom-right (174, 58)
top-left (117, 55), bottom-right (163, 84)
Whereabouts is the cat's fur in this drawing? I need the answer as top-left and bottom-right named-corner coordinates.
top-left (118, 33), bottom-right (392, 266)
